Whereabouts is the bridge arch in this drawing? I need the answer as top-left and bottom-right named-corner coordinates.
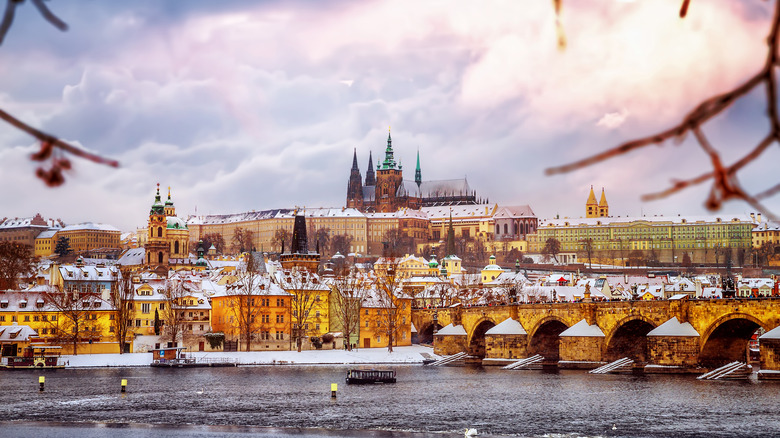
top-left (603, 315), bottom-right (657, 364)
top-left (467, 318), bottom-right (497, 358)
top-left (698, 313), bottom-right (768, 368)
top-left (527, 316), bottom-right (569, 362)
top-left (417, 321), bottom-right (443, 344)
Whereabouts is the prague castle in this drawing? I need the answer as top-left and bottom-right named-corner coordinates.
top-left (346, 129), bottom-right (482, 213)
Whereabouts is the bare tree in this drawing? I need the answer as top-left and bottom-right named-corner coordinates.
top-left (311, 227), bottom-right (331, 256)
top-left (0, 241), bottom-right (35, 289)
top-left (579, 238), bottom-right (594, 269)
top-left (373, 259), bottom-right (407, 353)
top-left (109, 274), bottom-right (135, 354)
top-left (161, 278), bottom-right (190, 344)
top-left (278, 267), bottom-right (327, 352)
top-left (542, 238), bottom-right (561, 263)
top-left (382, 228), bottom-right (415, 257)
top-left (232, 227), bottom-right (255, 254)
top-left (202, 233), bottom-right (225, 255)
top-left (42, 285), bottom-right (104, 355)
top-left (330, 233), bottom-right (353, 256)
top-left (330, 268), bottom-right (371, 351)
top-left (227, 254), bottom-right (267, 351)
top-left (272, 228), bottom-right (291, 253)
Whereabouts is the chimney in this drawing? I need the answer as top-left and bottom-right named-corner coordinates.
top-left (758, 213), bottom-right (762, 223)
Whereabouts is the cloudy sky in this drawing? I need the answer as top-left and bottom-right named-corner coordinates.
top-left (0, 0), bottom-right (777, 231)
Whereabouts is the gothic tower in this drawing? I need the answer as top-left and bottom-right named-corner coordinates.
top-left (586, 186), bottom-right (598, 218)
top-left (365, 151), bottom-right (375, 187)
top-left (375, 128), bottom-right (404, 213)
top-left (280, 209), bottom-right (320, 272)
top-left (145, 184), bottom-right (170, 267)
top-left (346, 149), bottom-right (363, 209)
top-left (598, 188), bottom-right (609, 217)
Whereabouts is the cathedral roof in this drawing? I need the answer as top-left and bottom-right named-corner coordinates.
top-left (493, 205), bottom-right (536, 219)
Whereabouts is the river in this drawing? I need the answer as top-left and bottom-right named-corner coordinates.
top-left (0, 365), bottom-right (775, 437)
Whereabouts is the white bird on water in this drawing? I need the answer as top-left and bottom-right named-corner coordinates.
top-left (464, 428), bottom-right (478, 437)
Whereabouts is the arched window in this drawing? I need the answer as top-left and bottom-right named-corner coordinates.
top-left (174, 241), bottom-right (180, 254)
top-left (503, 224), bottom-right (508, 235)
top-left (513, 222), bottom-right (518, 235)
top-left (147, 253), bottom-right (151, 264)
top-left (495, 225), bottom-right (500, 235)
top-left (158, 252), bottom-right (163, 264)
top-left (157, 227), bottom-right (162, 237)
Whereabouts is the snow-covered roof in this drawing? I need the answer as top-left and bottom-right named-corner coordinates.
top-left (188, 209), bottom-right (293, 225)
top-left (0, 324), bottom-right (38, 342)
top-left (118, 248), bottom-right (145, 266)
top-left (759, 325), bottom-right (780, 340)
top-left (60, 222), bottom-right (120, 232)
top-left (421, 204), bottom-right (496, 220)
top-left (647, 317), bottom-right (699, 337)
top-left (410, 323), bottom-right (417, 333)
top-left (35, 229), bottom-right (59, 239)
top-left (538, 214), bottom-right (754, 227)
top-left (435, 323), bottom-right (467, 336)
top-left (493, 205), bottom-right (536, 219)
top-left (559, 319), bottom-right (605, 337)
top-left (485, 318), bottom-right (527, 335)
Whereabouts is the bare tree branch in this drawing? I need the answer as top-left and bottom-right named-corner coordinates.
top-left (546, 0), bottom-right (780, 219)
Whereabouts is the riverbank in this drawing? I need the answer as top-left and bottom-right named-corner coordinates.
top-left (62, 345), bottom-right (439, 368)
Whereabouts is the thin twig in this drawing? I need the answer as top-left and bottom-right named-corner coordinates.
top-left (0, 110), bottom-right (119, 167)
top-left (546, 0), bottom-right (780, 218)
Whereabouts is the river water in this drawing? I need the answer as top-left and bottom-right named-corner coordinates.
top-left (0, 365), bottom-right (775, 438)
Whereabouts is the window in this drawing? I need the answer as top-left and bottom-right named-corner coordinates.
top-left (136, 319), bottom-right (142, 327)
top-left (277, 299), bottom-right (284, 307)
top-left (19, 301), bottom-right (26, 309)
top-left (315, 310), bottom-right (321, 318)
top-left (33, 315), bottom-right (39, 322)
top-left (109, 326), bottom-right (115, 333)
top-left (51, 315), bottom-right (57, 321)
top-left (41, 328), bottom-right (48, 334)
top-left (376, 335), bottom-right (381, 343)
top-left (141, 303), bottom-right (151, 314)
top-left (0, 316), bottom-right (4, 322)
top-left (276, 331), bottom-right (284, 340)
top-left (51, 328), bottom-right (56, 335)
top-left (315, 323), bottom-right (320, 331)
top-left (160, 303), bottom-right (165, 310)
top-left (261, 314), bottom-right (269, 323)
top-left (24, 315), bottom-right (29, 322)
top-left (365, 320), bottom-right (369, 328)
top-left (276, 315), bottom-right (284, 323)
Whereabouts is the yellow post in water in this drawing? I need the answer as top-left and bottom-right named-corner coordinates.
top-left (331, 383), bottom-right (337, 398)
top-left (38, 376), bottom-right (45, 392)
top-left (121, 379), bottom-right (127, 393)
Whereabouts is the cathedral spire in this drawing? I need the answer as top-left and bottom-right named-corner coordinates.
top-left (415, 149), bottom-right (422, 188)
top-left (351, 148), bottom-right (359, 171)
top-left (381, 126), bottom-right (397, 170)
top-left (586, 185), bottom-right (598, 218)
top-left (365, 151), bottom-right (376, 186)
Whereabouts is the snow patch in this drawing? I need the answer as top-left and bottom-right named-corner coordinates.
top-left (485, 318), bottom-right (527, 335)
top-left (647, 317), bottom-right (699, 337)
top-left (559, 319), bottom-right (605, 337)
top-left (436, 323), bottom-right (467, 336)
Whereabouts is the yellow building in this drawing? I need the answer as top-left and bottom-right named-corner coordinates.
top-left (481, 255), bottom-right (504, 283)
top-left (752, 217), bottom-right (779, 248)
top-left (49, 222), bottom-right (121, 255)
top-left (529, 213), bottom-right (755, 265)
top-left (422, 204), bottom-right (497, 241)
top-left (374, 254), bottom-right (438, 280)
top-left (210, 277), bottom-right (291, 350)
top-left (358, 289), bottom-right (412, 349)
top-left (0, 290), bottom-right (123, 354)
top-left (585, 186), bottom-right (609, 218)
top-left (34, 230), bottom-right (58, 257)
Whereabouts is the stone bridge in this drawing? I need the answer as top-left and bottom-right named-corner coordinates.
top-left (412, 298), bottom-right (780, 371)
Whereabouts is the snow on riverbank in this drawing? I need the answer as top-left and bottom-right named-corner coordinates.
top-left (63, 345), bottom-right (439, 368)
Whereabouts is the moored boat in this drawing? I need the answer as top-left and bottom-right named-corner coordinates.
top-left (346, 369), bottom-right (396, 384)
top-left (2, 345), bottom-right (65, 369)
